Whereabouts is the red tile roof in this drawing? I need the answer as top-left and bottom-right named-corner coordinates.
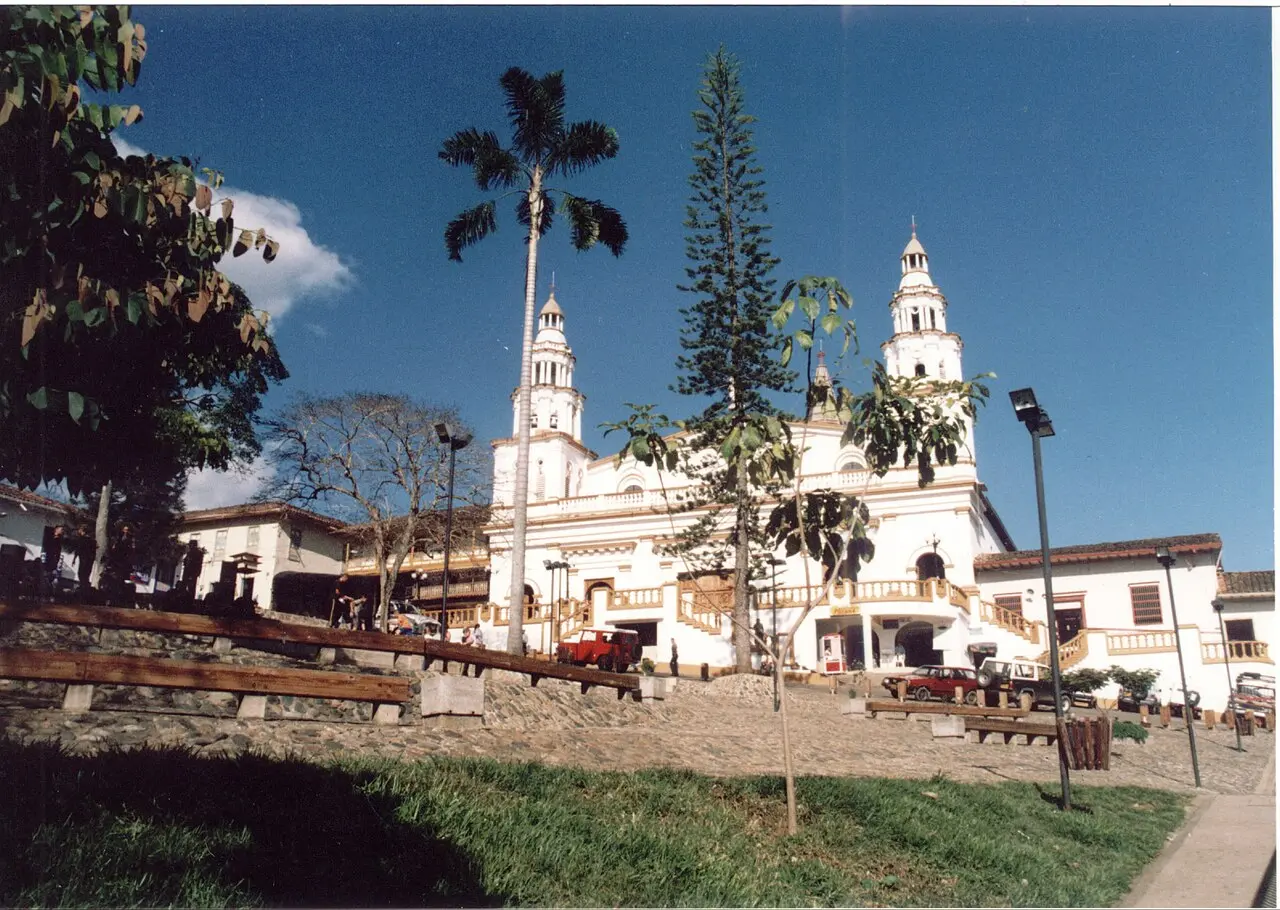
top-left (0, 484), bottom-right (82, 519)
top-left (1219, 570), bottom-right (1274, 597)
top-left (180, 501), bottom-right (346, 532)
top-left (974, 533), bottom-right (1222, 571)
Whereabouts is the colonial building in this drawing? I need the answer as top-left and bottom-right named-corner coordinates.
top-left (476, 230), bottom-right (1274, 713)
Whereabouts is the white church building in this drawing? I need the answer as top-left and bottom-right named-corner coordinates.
top-left (477, 231), bottom-right (1273, 713)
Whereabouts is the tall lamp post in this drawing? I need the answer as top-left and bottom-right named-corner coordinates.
top-left (543, 559), bottom-right (558, 655)
top-left (1213, 598), bottom-right (1245, 753)
top-left (1009, 387), bottom-right (1072, 811)
top-left (1156, 544), bottom-right (1202, 787)
top-left (768, 556), bottom-right (785, 712)
top-left (435, 422), bottom-right (472, 642)
top-left (545, 560), bottom-right (569, 649)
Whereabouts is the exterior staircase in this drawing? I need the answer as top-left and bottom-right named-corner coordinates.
top-left (1035, 630), bottom-right (1088, 671)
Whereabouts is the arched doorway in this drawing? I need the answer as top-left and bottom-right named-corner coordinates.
top-left (915, 553), bottom-right (945, 581)
top-left (896, 621), bottom-right (939, 668)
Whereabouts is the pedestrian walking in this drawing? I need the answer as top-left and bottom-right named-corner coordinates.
top-left (472, 623), bottom-right (485, 648)
top-left (670, 638), bottom-right (679, 678)
top-left (330, 574), bottom-right (356, 629)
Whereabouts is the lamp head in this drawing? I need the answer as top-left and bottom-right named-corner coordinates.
top-left (1154, 544), bottom-right (1175, 568)
top-left (434, 421), bottom-right (451, 444)
top-left (544, 559), bottom-right (554, 570)
top-left (1212, 598), bottom-right (1225, 614)
top-left (1009, 387), bottom-right (1055, 437)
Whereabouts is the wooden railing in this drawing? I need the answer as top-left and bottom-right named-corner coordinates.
top-left (411, 580), bottom-right (489, 601)
top-left (978, 600), bottom-right (1040, 644)
top-left (1203, 640), bottom-right (1272, 664)
top-left (1106, 630), bottom-right (1177, 654)
top-left (610, 588), bottom-right (663, 610)
top-left (1038, 631), bottom-right (1088, 671)
top-left (415, 605), bottom-right (480, 629)
top-left (487, 601), bottom-right (545, 627)
top-left (555, 600), bottom-right (592, 642)
top-left (677, 595), bottom-right (723, 634)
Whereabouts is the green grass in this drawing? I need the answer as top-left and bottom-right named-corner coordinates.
top-left (0, 739), bottom-right (1188, 907)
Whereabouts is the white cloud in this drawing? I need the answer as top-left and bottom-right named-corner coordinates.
top-left (111, 136), bottom-right (354, 322)
top-left (184, 456), bottom-right (272, 511)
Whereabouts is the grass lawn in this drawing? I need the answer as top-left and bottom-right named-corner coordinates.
top-left (0, 738), bottom-right (1187, 907)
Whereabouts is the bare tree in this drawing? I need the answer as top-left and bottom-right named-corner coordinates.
top-left (261, 393), bottom-right (488, 630)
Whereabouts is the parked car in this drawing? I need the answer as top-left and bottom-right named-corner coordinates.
top-left (1116, 688), bottom-right (1160, 714)
top-left (555, 628), bottom-right (642, 672)
top-left (881, 665), bottom-right (981, 704)
top-left (1235, 672), bottom-right (1275, 717)
top-left (389, 600), bottom-right (438, 635)
top-left (976, 657), bottom-right (1076, 712)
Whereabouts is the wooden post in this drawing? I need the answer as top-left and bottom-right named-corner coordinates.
top-left (998, 690), bottom-right (1008, 710)
top-left (954, 685), bottom-right (964, 704)
top-left (1225, 709), bottom-right (1236, 732)
top-left (897, 680), bottom-right (907, 702)
top-left (1266, 710), bottom-right (1275, 732)
top-left (1139, 704), bottom-right (1150, 727)
top-left (1241, 711), bottom-right (1256, 736)
top-left (1203, 709), bottom-right (1216, 730)
top-left (1019, 692), bottom-right (1032, 713)
top-left (1159, 705), bottom-right (1171, 728)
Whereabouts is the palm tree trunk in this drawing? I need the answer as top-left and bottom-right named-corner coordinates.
top-left (506, 171), bottom-right (542, 654)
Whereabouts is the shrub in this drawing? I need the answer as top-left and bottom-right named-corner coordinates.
top-left (1112, 720), bottom-right (1149, 744)
top-left (1109, 666), bottom-right (1160, 699)
top-left (1061, 668), bottom-right (1110, 693)
top-left (641, 657), bottom-right (655, 676)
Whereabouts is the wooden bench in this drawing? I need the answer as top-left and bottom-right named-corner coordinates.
top-left (0, 601), bottom-right (642, 698)
top-left (864, 699), bottom-right (1030, 719)
top-left (965, 717), bottom-right (1059, 746)
top-left (0, 647), bottom-right (413, 723)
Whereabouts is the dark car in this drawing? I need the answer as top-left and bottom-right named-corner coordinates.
top-left (977, 658), bottom-right (1075, 712)
top-left (882, 665), bottom-right (981, 705)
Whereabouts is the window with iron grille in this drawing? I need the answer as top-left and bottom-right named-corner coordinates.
top-left (288, 528), bottom-right (303, 561)
top-left (1130, 584), bottom-right (1163, 625)
top-left (993, 593), bottom-right (1023, 615)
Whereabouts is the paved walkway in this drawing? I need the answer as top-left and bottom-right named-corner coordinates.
top-left (1121, 737), bottom-right (1276, 908)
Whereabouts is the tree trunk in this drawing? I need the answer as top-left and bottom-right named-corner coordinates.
top-left (733, 455), bottom-right (752, 673)
top-left (89, 481), bottom-right (111, 588)
top-left (506, 171), bottom-right (542, 654)
top-left (778, 657), bottom-right (798, 834)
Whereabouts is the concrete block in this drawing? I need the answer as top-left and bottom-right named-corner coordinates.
top-left (316, 647), bottom-right (337, 665)
top-left (62, 683), bottom-right (94, 713)
top-left (842, 697), bottom-right (867, 716)
top-left (373, 703), bottom-right (402, 725)
top-left (237, 694), bottom-right (268, 719)
top-left (212, 637), bottom-right (234, 654)
top-left (394, 654), bottom-right (426, 672)
top-left (421, 675), bottom-right (485, 718)
top-left (639, 677), bottom-right (666, 701)
top-left (337, 648), bottom-right (396, 670)
top-left (931, 715), bottom-right (966, 738)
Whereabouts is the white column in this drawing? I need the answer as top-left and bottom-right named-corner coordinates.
top-left (861, 611), bottom-right (874, 669)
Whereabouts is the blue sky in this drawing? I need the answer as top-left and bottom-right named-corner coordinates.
top-left (118, 5), bottom-right (1272, 571)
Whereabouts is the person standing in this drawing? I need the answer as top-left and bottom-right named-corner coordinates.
top-left (105, 525), bottom-right (136, 607)
top-left (669, 638), bottom-right (679, 678)
top-left (354, 593), bottom-right (374, 633)
top-left (74, 526), bottom-right (95, 597)
top-left (472, 623), bottom-right (485, 649)
top-left (331, 574), bottom-right (355, 629)
top-left (180, 539), bottom-right (204, 602)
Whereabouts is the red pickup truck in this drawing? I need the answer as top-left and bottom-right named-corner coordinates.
top-left (555, 628), bottom-right (642, 672)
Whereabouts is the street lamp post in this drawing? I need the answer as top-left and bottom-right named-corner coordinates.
top-left (1009, 387), bottom-right (1072, 811)
top-left (1156, 544), bottom-right (1202, 787)
top-left (435, 422), bottom-right (472, 642)
top-left (543, 559), bottom-right (558, 656)
top-left (768, 556), bottom-right (785, 712)
top-left (1213, 598), bottom-right (1245, 753)
top-left (544, 560), bottom-right (569, 650)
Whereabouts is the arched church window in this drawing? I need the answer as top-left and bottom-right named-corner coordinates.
top-left (623, 484), bottom-right (642, 494)
top-left (911, 310), bottom-right (921, 331)
top-left (838, 457), bottom-right (865, 473)
top-left (915, 552), bottom-right (945, 581)
top-left (550, 413), bottom-right (559, 429)
top-left (914, 363), bottom-right (926, 377)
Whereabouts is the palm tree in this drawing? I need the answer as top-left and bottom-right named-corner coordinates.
top-left (441, 68), bottom-right (627, 655)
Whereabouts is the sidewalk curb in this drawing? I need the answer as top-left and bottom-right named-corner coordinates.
top-left (1117, 793), bottom-right (1215, 907)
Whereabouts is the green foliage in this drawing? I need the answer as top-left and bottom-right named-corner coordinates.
top-left (0, 740), bottom-right (1188, 908)
top-left (1062, 667), bottom-right (1112, 694)
top-left (0, 6), bottom-right (286, 495)
top-left (1112, 720), bottom-right (1150, 744)
top-left (641, 657), bottom-right (656, 676)
top-left (1110, 666), bottom-right (1161, 699)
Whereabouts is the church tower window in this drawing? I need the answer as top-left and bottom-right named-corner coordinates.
top-left (914, 363), bottom-right (926, 377)
top-left (550, 413), bottom-right (559, 429)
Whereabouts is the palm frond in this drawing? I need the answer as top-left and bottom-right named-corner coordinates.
top-left (516, 192), bottom-right (555, 238)
top-left (444, 201), bottom-right (498, 262)
top-left (558, 194), bottom-right (628, 256)
top-left (501, 67), bottom-right (566, 161)
top-left (547, 121), bottom-right (620, 177)
top-left (440, 129), bottom-right (522, 192)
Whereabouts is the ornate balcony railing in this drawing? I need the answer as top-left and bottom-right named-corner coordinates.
top-left (1106, 630), bottom-right (1177, 654)
top-left (1203, 640), bottom-right (1271, 664)
top-left (610, 587), bottom-right (663, 610)
top-left (1038, 631), bottom-right (1088, 671)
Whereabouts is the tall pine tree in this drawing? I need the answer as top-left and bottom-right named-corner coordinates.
top-left (673, 48), bottom-right (793, 672)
